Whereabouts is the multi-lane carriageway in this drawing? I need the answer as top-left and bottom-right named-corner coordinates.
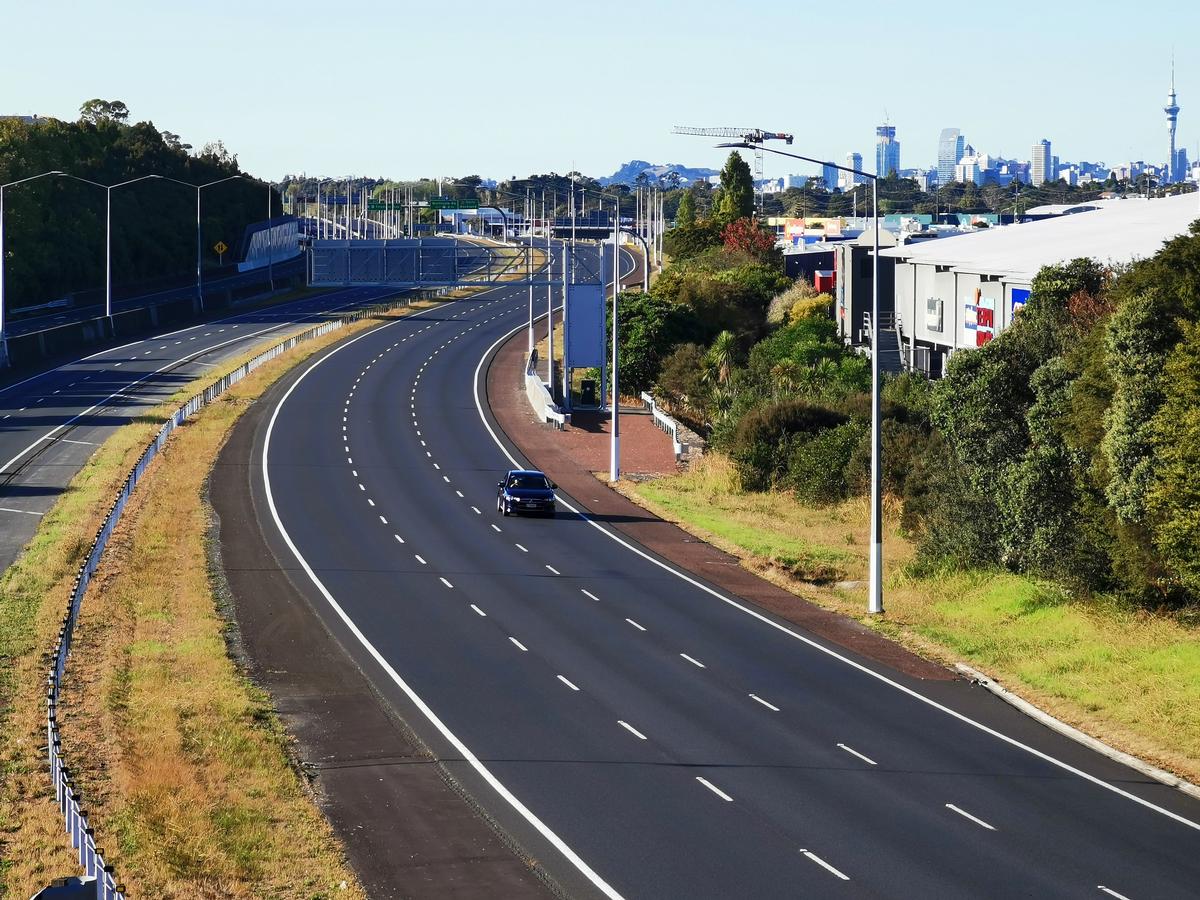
top-left (248, 242), bottom-right (1200, 899)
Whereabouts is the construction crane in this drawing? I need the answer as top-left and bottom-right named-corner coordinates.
top-left (672, 126), bottom-right (795, 215)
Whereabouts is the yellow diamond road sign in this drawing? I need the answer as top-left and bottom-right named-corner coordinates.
top-left (213, 240), bottom-right (229, 255)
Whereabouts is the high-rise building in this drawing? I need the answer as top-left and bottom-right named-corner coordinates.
top-left (822, 163), bottom-right (839, 191)
top-left (1165, 68), bottom-right (1181, 183)
top-left (839, 152), bottom-right (865, 190)
top-left (876, 125), bottom-right (900, 177)
top-left (1031, 139), bottom-right (1052, 184)
top-left (937, 127), bottom-right (965, 185)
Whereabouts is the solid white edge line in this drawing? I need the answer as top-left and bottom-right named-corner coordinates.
top-left (837, 743), bottom-right (878, 766)
top-left (945, 803), bottom-right (997, 831)
top-left (617, 720), bottom-right (647, 741)
top-left (261, 312), bottom-right (623, 900)
top-left (471, 320), bottom-right (1200, 834)
top-left (695, 777), bottom-right (733, 802)
top-left (799, 849), bottom-right (850, 881)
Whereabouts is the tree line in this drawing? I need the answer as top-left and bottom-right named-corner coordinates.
top-left (0, 100), bottom-right (278, 310)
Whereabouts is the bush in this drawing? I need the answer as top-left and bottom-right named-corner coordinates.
top-left (727, 399), bottom-right (846, 491)
top-left (785, 421), bottom-right (867, 505)
top-left (766, 280), bottom-right (816, 325)
top-left (663, 219), bottom-right (723, 259)
top-left (656, 343), bottom-right (710, 423)
top-left (789, 293), bottom-right (832, 323)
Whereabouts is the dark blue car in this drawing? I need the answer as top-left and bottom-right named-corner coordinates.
top-left (497, 469), bottom-right (557, 517)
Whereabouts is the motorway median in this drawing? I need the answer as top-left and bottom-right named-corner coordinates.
top-left (0, 295), bottom-right (463, 898)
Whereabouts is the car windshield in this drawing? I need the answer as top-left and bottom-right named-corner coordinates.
top-left (508, 474), bottom-right (550, 490)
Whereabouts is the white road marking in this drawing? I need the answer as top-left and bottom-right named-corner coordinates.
top-left (394, 534), bottom-right (405, 544)
top-left (625, 618), bottom-right (646, 632)
top-left (557, 675), bottom-right (580, 691)
top-left (945, 804), bottom-right (996, 831)
top-left (443, 475), bottom-right (450, 483)
top-left (455, 490), bottom-right (464, 498)
top-left (618, 721), bottom-right (647, 740)
top-left (837, 743), bottom-right (877, 766)
top-left (0, 507), bottom-right (43, 516)
top-left (545, 565), bottom-right (560, 575)
top-left (470, 604), bottom-right (487, 616)
top-left (367, 499), bottom-right (375, 507)
top-left (415, 555), bottom-right (427, 565)
top-left (748, 694), bottom-right (780, 712)
top-left (472, 506), bottom-right (482, 515)
top-left (358, 484), bottom-right (365, 491)
top-left (468, 316), bottom-right (1200, 837)
top-left (515, 543), bottom-right (528, 552)
top-left (680, 653), bottom-right (706, 669)
top-left (1097, 887), bottom-right (1133, 900)
top-left (695, 777), bottom-right (733, 802)
top-left (799, 850), bottom-right (850, 881)
top-left (351, 470), bottom-right (358, 477)
top-left (440, 577), bottom-right (454, 589)
top-left (379, 515), bottom-right (388, 525)
top-left (509, 637), bottom-right (529, 652)
top-left (433, 462), bottom-right (440, 470)
top-left (491, 523), bottom-right (501, 532)
top-left (581, 589), bottom-right (600, 602)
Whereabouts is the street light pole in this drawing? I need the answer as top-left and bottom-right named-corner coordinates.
top-left (717, 141), bottom-right (884, 615)
top-left (0, 171), bottom-right (68, 364)
top-left (609, 203), bottom-right (621, 482)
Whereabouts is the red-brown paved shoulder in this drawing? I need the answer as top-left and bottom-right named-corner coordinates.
top-left (487, 330), bottom-right (953, 682)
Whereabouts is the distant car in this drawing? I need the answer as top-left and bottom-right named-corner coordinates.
top-left (497, 469), bottom-right (557, 517)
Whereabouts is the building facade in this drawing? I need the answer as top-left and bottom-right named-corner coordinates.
top-left (937, 127), bottom-right (965, 186)
top-left (876, 125), bottom-right (900, 177)
top-left (1031, 139), bottom-right (1052, 184)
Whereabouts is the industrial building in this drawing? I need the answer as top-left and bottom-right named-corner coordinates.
top-left (880, 192), bottom-right (1200, 375)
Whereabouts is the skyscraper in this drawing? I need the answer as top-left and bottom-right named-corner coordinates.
top-left (876, 125), bottom-right (899, 177)
top-left (1031, 139), bottom-right (1052, 184)
top-left (938, 128), bottom-right (965, 185)
top-left (1165, 68), bottom-right (1181, 183)
top-left (840, 152), bottom-right (865, 190)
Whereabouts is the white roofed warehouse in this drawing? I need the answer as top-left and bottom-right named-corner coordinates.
top-left (881, 193), bottom-right (1200, 376)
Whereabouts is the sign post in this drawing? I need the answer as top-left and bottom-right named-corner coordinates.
top-left (213, 240), bottom-right (228, 266)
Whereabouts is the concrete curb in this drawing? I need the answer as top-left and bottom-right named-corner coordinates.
top-left (954, 663), bottom-right (1200, 802)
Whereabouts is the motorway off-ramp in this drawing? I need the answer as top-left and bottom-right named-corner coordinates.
top-left (229, 247), bottom-right (1200, 899)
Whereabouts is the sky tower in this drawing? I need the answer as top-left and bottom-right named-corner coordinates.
top-left (1165, 64), bottom-right (1181, 183)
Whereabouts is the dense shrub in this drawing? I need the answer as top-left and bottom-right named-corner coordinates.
top-left (785, 421), bottom-right (866, 505)
top-left (727, 399), bottom-right (846, 490)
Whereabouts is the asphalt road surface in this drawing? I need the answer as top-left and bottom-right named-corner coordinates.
top-left (240, 241), bottom-right (1200, 898)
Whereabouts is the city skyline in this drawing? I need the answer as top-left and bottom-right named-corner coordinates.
top-left (0, 1), bottom-right (1196, 182)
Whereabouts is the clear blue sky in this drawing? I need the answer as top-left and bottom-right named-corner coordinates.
top-left (2, 0), bottom-right (1195, 183)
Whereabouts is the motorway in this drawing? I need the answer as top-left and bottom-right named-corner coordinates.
top-left (244, 242), bottom-right (1200, 898)
top-left (0, 281), bottom-right (419, 573)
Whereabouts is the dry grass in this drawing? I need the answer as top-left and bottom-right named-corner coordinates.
top-left (621, 452), bottom-right (1200, 784)
top-left (0, 298), bottom-right (435, 898)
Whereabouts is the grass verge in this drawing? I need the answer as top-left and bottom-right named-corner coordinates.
top-left (618, 453), bottom-right (1200, 784)
top-left (0, 296), bottom-right (440, 898)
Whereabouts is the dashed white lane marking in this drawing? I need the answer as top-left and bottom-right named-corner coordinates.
top-left (581, 589), bottom-right (600, 602)
top-left (456, 490), bottom-right (464, 498)
top-left (433, 462), bottom-right (440, 470)
top-left (837, 743), bottom-right (877, 766)
top-left (379, 515), bottom-right (388, 525)
top-left (749, 694), bottom-right (780, 712)
top-left (470, 604), bottom-right (487, 617)
top-left (415, 555), bottom-right (427, 565)
top-left (1097, 887), bottom-right (1133, 900)
top-left (509, 637), bottom-right (529, 652)
top-left (945, 804), bottom-right (996, 831)
top-left (358, 483), bottom-right (365, 491)
top-left (367, 499), bottom-right (375, 507)
top-left (490, 523), bottom-right (501, 532)
top-left (515, 543), bottom-right (528, 553)
top-left (472, 506), bottom-right (482, 515)
top-left (0, 507), bottom-right (43, 516)
top-left (624, 618), bottom-right (646, 632)
top-left (426, 451), bottom-right (432, 458)
top-left (696, 777), bottom-right (733, 802)
top-left (351, 470), bottom-right (358, 477)
top-left (799, 850), bottom-right (850, 881)
top-left (618, 721), bottom-right (647, 740)
top-left (557, 675), bottom-right (580, 691)
top-left (442, 475), bottom-right (450, 483)
top-left (680, 653), bottom-right (706, 669)
top-left (440, 577), bottom-right (454, 589)
top-left (394, 534), bottom-right (405, 544)
top-left (545, 565), bottom-right (560, 575)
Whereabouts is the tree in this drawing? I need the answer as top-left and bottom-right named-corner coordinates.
top-left (661, 171), bottom-right (682, 190)
top-left (676, 190), bottom-right (696, 227)
top-left (717, 151), bottom-right (754, 223)
top-left (79, 98), bottom-right (129, 125)
top-left (721, 216), bottom-right (778, 263)
top-left (706, 330), bottom-right (738, 384)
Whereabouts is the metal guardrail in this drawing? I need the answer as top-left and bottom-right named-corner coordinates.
top-left (42, 288), bottom-right (438, 899)
top-left (640, 391), bottom-right (686, 460)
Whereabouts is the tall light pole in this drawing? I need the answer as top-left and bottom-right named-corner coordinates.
top-left (0, 170), bottom-right (66, 366)
top-left (157, 174), bottom-right (247, 313)
top-left (609, 199), bottom-right (621, 482)
top-left (718, 141), bottom-right (884, 615)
